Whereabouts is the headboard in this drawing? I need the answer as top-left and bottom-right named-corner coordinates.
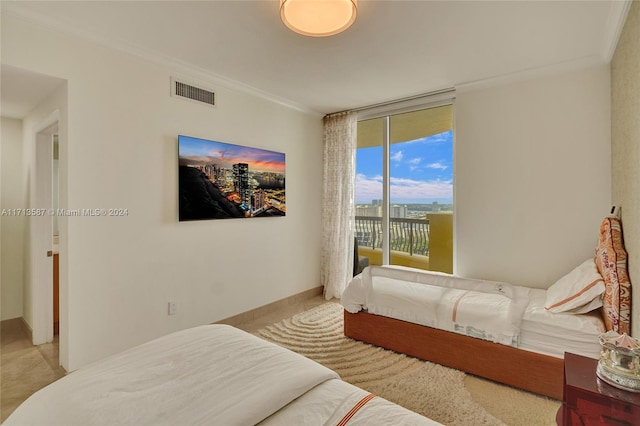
top-left (594, 217), bottom-right (632, 334)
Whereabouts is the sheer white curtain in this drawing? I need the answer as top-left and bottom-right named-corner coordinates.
top-left (321, 111), bottom-right (357, 300)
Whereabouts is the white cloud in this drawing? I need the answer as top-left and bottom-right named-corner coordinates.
top-left (355, 173), bottom-right (452, 203)
top-left (426, 162), bottom-right (448, 170)
top-left (390, 151), bottom-right (403, 162)
top-left (407, 157), bottom-right (422, 171)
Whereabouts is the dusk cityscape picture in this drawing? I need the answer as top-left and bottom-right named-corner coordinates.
top-left (178, 135), bottom-right (286, 221)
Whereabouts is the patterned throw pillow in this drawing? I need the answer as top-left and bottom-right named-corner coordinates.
top-left (594, 217), bottom-right (632, 334)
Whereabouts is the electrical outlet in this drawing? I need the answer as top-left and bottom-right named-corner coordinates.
top-left (168, 301), bottom-right (177, 315)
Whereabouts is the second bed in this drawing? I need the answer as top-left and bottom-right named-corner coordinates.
top-left (341, 217), bottom-right (632, 400)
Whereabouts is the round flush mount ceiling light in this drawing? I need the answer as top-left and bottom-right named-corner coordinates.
top-left (280, 0), bottom-right (358, 37)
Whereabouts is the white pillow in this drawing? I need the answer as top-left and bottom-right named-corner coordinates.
top-left (544, 259), bottom-right (605, 314)
top-left (561, 294), bottom-right (604, 314)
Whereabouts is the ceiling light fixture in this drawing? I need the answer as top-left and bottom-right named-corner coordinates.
top-left (280, 0), bottom-right (357, 37)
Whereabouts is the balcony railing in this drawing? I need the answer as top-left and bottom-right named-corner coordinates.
top-left (355, 216), bottom-right (429, 256)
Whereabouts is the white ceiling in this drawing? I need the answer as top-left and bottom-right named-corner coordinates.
top-left (1, 0), bottom-right (631, 117)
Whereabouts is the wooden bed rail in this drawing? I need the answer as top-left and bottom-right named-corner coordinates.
top-left (344, 310), bottom-right (564, 400)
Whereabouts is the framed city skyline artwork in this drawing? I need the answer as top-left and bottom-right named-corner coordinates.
top-left (178, 135), bottom-right (285, 221)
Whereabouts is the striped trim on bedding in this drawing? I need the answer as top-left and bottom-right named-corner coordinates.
top-left (451, 291), bottom-right (470, 322)
top-left (336, 393), bottom-right (376, 426)
top-left (544, 278), bottom-right (603, 311)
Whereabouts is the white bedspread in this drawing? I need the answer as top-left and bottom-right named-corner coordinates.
top-left (520, 288), bottom-right (605, 358)
top-left (7, 324), bottom-right (442, 426)
top-left (5, 325), bottom-right (339, 426)
top-left (260, 379), bottom-right (442, 426)
top-left (343, 265), bottom-right (530, 346)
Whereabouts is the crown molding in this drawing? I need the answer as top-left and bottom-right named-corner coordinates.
top-left (1, 5), bottom-right (323, 117)
top-left (602, 0), bottom-right (633, 61)
top-left (455, 55), bottom-right (607, 94)
top-left (453, 0), bottom-right (631, 95)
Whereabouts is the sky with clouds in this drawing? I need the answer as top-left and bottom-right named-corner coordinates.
top-left (178, 135), bottom-right (285, 174)
top-left (356, 131), bottom-right (453, 204)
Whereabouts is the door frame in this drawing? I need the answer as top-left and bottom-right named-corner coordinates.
top-left (31, 111), bottom-right (59, 346)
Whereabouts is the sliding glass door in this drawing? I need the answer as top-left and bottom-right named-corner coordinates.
top-left (355, 103), bottom-right (453, 273)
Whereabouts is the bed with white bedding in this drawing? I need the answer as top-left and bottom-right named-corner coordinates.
top-left (342, 265), bottom-right (606, 359)
top-left (342, 217), bottom-right (632, 400)
top-left (521, 289), bottom-right (606, 359)
top-left (5, 324), bottom-right (440, 426)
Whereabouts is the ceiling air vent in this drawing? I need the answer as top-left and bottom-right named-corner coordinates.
top-left (171, 77), bottom-right (215, 107)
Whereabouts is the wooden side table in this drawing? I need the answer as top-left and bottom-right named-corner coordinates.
top-left (557, 352), bottom-right (640, 426)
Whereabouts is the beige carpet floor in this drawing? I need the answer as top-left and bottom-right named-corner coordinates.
top-left (255, 302), bottom-right (560, 426)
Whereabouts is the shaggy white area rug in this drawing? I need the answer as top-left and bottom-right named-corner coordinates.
top-left (256, 302), bottom-right (508, 426)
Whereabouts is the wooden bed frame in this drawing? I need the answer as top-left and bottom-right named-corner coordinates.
top-left (344, 310), bottom-right (564, 400)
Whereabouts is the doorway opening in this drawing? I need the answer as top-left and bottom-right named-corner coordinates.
top-left (31, 116), bottom-right (59, 364)
top-left (52, 134), bottom-right (59, 336)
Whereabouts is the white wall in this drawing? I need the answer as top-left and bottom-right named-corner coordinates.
top-left (2, 13), bottom-right (323, 370)
top-left (455, 65), bottom-right (611, 288)
top-left (1, 117), bottom-right (25, 320)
